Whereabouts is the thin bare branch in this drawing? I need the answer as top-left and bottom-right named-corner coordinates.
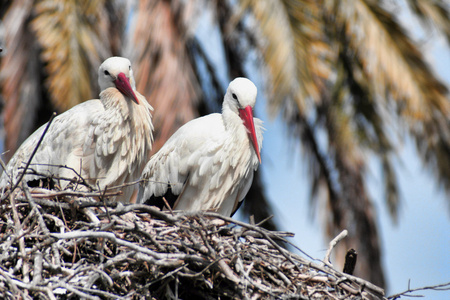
top-left (324, 229), bottom-right (348, 266)
top-left (2, 112), bottom-right (57, 201)
top-left (388, 281), bottom-right (450, 299)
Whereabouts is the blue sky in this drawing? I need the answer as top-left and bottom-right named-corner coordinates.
top-left (195, 3), bottom-right (449, 299)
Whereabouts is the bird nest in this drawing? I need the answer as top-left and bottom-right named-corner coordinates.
top-left (0, 184), bottom-right (385, 299)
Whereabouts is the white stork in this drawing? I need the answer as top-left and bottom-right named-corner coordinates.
top-left (137, 77), bottom-right (263, 217)
top-left (0, 57), bottom-right (153, 203)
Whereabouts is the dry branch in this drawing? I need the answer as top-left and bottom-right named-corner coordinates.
top-left (0, 182), bottom-right (387, 299)
top-left (1, 112), bottom-right (57, 201)
top-left (388, 281), bottom-right (450, 299)
top-left (324, 229), bottom-right (348, 266)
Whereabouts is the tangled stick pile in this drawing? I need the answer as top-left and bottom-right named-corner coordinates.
top-left (0, 184), bottom-right (385, 299)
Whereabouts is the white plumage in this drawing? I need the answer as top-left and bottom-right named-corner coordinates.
top-left (137, 77), bottom-right (263, 217)
top-left (0, 57), bottom-right (153, 203)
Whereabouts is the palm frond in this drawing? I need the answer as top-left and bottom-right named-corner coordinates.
top-left (329, 0), bottom-right (449, 120)
top-left (236, 0), bottom-right (342, 242)
top-left (334, 29), bottom-right (402, 220)
top-left (322, 59), bottom-right (386, 286)
top-left (328, 0), bottom-right (450, 206)
top-left (381, 154), bottom-right (400, 223)
top-left (238, 0), bottom-right (328, 116)
top-left (418, 117), bottom-right (450, 198)
top-left (31, 0), bottom-right (112, 111)
top-left (0, 1), bottom-right (42, 162)
top-left (126, 0), bottom-right (202, 153)
top-left (406, 0), bottom-right (450, 45)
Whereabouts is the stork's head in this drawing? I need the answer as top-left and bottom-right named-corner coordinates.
top-left (98, 57), bottom-right (139, 104)
top-left (225, 77), bottom-right (261, 163)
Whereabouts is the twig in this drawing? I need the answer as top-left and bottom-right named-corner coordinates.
top-left (197, 211), bottom-right (294, 241)
top-left (32, 251), bottom-right (43, 285)
top-left (0, 268), bottom-right (20, 295)
top-left (0, 156), bottom-right (8, 175)
top-left (324, 229), bottom-right (348, 266)
top-left (105, 203), bottom-right (178, 223)
top-left (162, 196), bottom-right (174, 215)
top-left (25, 164), bottom-right (95, 191)
top-left (30, 189), bottom-right (121, 199)
top-left (255, 214), bottom-right (274, 227)
top-left (2, 112), bottom-right (57, 201)
top-left (57, 283), bottom-right (101, 300)
top-left (98, 182), bottom-right (112, 223)
top-left (388, 281), bottom-right (450, 299)
top-left (144, 265), bottom-right (186, 288)
top-left (180, 249), bottom-right (246, 279)
top-left (22, 183), bottom-right (51, 236)
top-left (336, 272), bottom-right (385, 296)
top-left (9, 187), bottom-right (31, 287)
top-left (50, 231), bottom-right (204, 263)
top-left (83, 207), bottom-right (101, 225)
top-left (76, 286), bottom-right (125, 299)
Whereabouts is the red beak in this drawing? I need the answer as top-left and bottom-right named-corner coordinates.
top-left (114, 72), bottom-right (139, 104)
top-left (239, 105), bottom-right (261, 163)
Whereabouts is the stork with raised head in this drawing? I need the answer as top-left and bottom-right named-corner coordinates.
top-left (0, 57), bottom-right (154, 203)
top-left (137, 77), bottom-right (263, 217)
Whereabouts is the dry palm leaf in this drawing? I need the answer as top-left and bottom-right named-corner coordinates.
top-left (31, 0), bottom-right (112, 111)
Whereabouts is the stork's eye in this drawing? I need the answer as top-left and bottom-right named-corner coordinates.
top-left (232, 93), bottom-right (238, 100)
top-left (104, 70), bottom-right (110, 76)
top-left (129, 65), bottom-right (131, 70)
